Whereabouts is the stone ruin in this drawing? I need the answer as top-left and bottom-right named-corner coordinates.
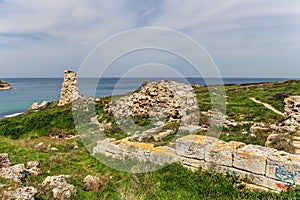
top-left (271, 96), bottom-right (300, 133)
top-left (109, 80), bottom-right (199, 126)
top-left (283, 96), bottom-right (300, 127)
top-left (58, 70), bottom-right (80, 106)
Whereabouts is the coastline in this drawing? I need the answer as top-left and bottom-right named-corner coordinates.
top-left (0, 80), bottom-right (12, 90)
top-left (2, 112), bottom-right (23, 119)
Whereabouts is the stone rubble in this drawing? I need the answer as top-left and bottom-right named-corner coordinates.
top-left (41, 175), bottom-right (77, 200)
top-left (1, 186), bottom-right (37, 200)
top-left (0, 158), bottom-right (41, 183)
top-left (0, 164), bottom-right (26, 183)
top-left (271, 96), bottom-right (300, 133)
top-left (109, 81), bottom-right (199, 126)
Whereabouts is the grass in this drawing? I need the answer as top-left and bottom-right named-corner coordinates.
top-left (2, 80), bottom-right (300, 198)
top-left (1, 134), bottom-right (300, 199)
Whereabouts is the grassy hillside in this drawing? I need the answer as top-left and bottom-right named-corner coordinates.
top-left (1, 80), bottom-right (300, 199)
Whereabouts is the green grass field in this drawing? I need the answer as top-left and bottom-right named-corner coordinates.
top-left (1, 80), bottom-right (300, 199)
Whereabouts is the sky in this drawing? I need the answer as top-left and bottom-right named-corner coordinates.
top-left (0, 0), bottom-right (300, 78)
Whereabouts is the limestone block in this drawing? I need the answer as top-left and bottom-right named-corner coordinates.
top-left (176, 135), bottom-right (217, 160)
top-left (149, 146), bottom-right (177, 165)
top-left (205, 140), bottom-right (245, 166)
top-left (233, 144), bottom-right (277, 175)
top-left (93, 140), bottom-right (123, 157)
top-left (207, 163), bottom-right (289, 191)
top-left (266, 151), bottom-right (300, 187)
top-left (204, 162), bottom-right (245, 177)
top-left (180, 157), bottom-right (207, 169)
top-left (178, 125), bottom-right (202, 135)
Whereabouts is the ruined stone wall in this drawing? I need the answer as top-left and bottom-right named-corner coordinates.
top-left (58, 70), bottom-right (79, 106)
top-left (176, 135), bottom-right (300, 192)
top-left (93, 135), bottom-right (300, 192)
top-left (283, 96), bottom-right (300, 127)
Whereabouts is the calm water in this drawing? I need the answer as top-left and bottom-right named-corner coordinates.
top-left (0, 77), bottom-right (293, 118)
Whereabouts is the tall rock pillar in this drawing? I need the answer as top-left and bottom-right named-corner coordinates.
top-left (58, 70), bottom-right (79, 106)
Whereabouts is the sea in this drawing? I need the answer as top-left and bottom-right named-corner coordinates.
top-left (0, 77), bottom-right (296, 118)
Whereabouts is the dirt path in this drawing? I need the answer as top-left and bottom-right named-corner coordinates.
top-left (249, 97), bottom-right (284, 116)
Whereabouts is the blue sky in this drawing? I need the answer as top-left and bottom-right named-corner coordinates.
top-left (0, 0), bottom-right (300, 77)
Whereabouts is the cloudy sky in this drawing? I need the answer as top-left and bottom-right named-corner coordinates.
top-left (0, 0), bottom-right (300, 77)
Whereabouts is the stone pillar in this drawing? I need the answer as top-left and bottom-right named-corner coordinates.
top-left (58, 70), bottom-right (79, 106)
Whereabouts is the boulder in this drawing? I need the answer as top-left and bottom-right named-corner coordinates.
top-left (42, 175), bottom-right (77, 200)
top-left (0, 164), bottom-right (26, 183)
top-left (1, 186), bottom-right (37, 200)
top-left (83, 175), bottom-right (108, 192)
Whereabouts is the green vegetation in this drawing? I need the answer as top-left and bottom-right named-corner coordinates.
top-left (1, 80), bottom-right (300, 198)
top-left (1, 134), bottom-right (300, 199)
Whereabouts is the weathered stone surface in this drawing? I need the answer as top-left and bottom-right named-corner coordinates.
top-left (29, 101), bottom-right (47, 110)
top-left (109, 81), bottom-right (199, 128)
top-left (1, 186), bottom-right (37, 200)
top-left (42, 175), bottom-right (77, 200)
top-left (178, 125), bottom-right (203, 135)
top-left (250, 122), bottom-right (270, 134)
top-left (205, 163), bottom-right (289, 191)
top-left (233, 145), bottom-right (277, 175)
top-left (93, 139), bottom-right (177, 166)
top-left (58, 70), bottom-right (79, 106)
top-left (0, 153), bottom-right (11, 167)
top-left (83, 175), bottom-right (107, 192)
top-left (26, 161), bottom-right (41, 176)
top-left (175, 135), bottom-right (218, 160)
top-left (153, 130), bottom-right (174, 142)
top-left (205, 140), bottom-right (245, 166)
top-left (266, 152), bottom-right (300, 187)
top-left (0, 164), bottom-right (26, 182)
top-left (272, 96), bottom-right (300, 133)
top-left (180, 157), bottom-right (207, 169)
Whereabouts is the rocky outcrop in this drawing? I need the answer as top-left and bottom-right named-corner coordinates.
top-left (1, 186), bottom-right (37, 200)
top-left (29, 101), bottom-right (47, 110)
top-left (41, 175), bottom-right (77, 200)
top-left (58, 70), bottom-right (80, 106)
top-left (0, 80), bottom-right (12, 90)
top-left (0, 153), bottom-right (41, 183)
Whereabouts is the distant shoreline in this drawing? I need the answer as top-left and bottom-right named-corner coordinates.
top-left (0, 80), bottom-right (12, 90)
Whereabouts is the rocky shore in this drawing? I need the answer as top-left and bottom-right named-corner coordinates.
top-left (0, 80), bottom-right (12, 90)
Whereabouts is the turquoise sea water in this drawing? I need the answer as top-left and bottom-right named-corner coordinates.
top-left (0, 77), bottom-right (294, 118)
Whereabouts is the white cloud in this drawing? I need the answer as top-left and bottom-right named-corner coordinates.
top-left (0, 0), bottom-right (299, 77)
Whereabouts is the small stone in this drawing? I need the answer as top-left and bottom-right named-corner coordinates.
top-left (35, 142), bottom-right (48, 151)
top-left (83, 175), bottom-right (108, 192)
top-left (26, 161), bottom-right (41, 176)
top-left (51, 147), bottom-right (59, 151)
top-left (0, 153), bottom-right (11, 167)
